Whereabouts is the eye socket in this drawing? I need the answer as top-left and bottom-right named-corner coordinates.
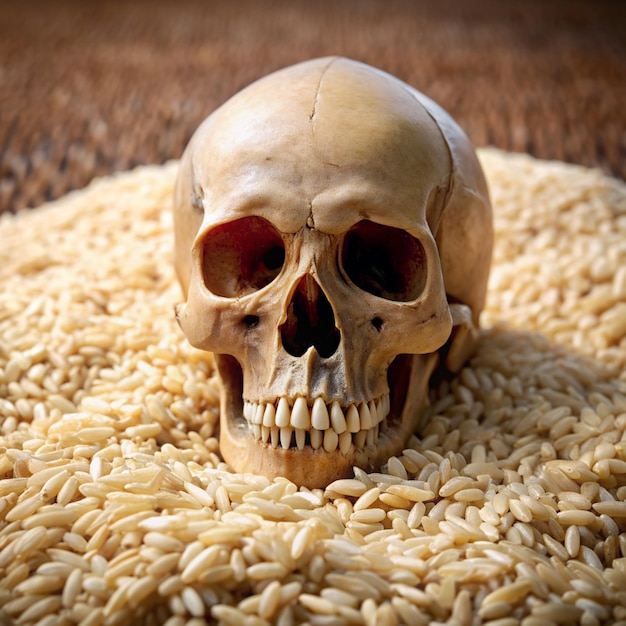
top-left (341, 220), bottom-right (426, 302)
top-left (201, 216), bottom-right (285, 297)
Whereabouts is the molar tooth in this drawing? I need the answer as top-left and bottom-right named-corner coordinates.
top-left (339, 430), bottom-right (352, 455)
top-left (330, 401), bottom-right (347, 434)
top-left (354, 429), bottom-right (367, 449)
top-left (270, 427), bottom-right (279, 448)
top-left (346, 404), bottom-right (360, 433)
top-left (310, 429), bottom-right (323, 450)
top-left (381, 393), bottom-right (391, 421)
top-left (323, 428), bottom-right (338, 452)
top-left (251, 424), bottom-right (261, 440)
top-left (280, 427), bottom-right (292, 449)
top-left (261, 426), bottom-right (271, 443)
top-left (262, 403), bottom-right (276, 427)
top-left (311, 398), bottom-right (330, 430)
top-left (295, 428), bottom-right (306, 450)
top-left (276, 397), bottom-right (290, 428)
top-left (359, 402), bottom-right (373, 430)
top-left (291, 397), bottom-right (311, 430)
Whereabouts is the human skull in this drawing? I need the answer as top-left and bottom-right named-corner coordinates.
top-left (174, 57), bottom-right (492, 488)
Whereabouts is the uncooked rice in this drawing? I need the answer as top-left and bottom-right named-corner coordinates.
top-left (1, 148), bottom-right (626, 625)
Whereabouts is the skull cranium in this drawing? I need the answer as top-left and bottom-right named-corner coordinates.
top-left (174, 57), bottom-right (492, 488)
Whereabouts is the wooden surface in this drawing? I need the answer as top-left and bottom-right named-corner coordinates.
top-left (1, 0), bottom-right (625, 214)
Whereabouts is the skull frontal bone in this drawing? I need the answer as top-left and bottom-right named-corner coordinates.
top-left (174, 57), bottom-right (491, 488)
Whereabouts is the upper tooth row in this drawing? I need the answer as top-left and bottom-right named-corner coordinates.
top-left (243, 394), bottom-right (390, 434)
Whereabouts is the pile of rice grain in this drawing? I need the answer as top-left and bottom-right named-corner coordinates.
top-left (1, 149), bottom-right (625, 626)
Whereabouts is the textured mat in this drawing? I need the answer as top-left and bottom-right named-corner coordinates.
top-left (1, 0), bottom-right (625, 214)
top-left (0, 150), bottom-right (625, 625)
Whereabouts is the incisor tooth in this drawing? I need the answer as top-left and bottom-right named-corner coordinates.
top-left (366, 427), bottom-right (375, 446)
top-left (330, 401), bottom-right (347, 434)
top-left (354, 430), bottom-right (367, 449)
top-left (359, 402), bottom-right (373, 430)
top-left (295, 428), bottom-right (306, 450)
top-left (346, 405), bottom-right (360, 433)
top-left (323, 428), bottom-right (338, 452)
top-left (310, 429), bottom-right (323, 450)
top-left (280, 427), bottom-right (292, 449)
top-left (263, 403), bottom-right (276, 427)
top-left (339, 430), bottom-right (352, 455)
top-left (270, 427), bottom-right (279, 448)
top-left (311, 398), bottom-right (330, 430)
top-left (291, 397), bottom-right (311, 430)
top-left (261, 426), bottom-right (270, 443)
top-left (276, 397), bottom-right (290, 428)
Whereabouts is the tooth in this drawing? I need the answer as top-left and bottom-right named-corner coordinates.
top-left (366, 427), bottom-right (375, 447)
top-left (280, 427), bottom-right (292, 449)
top-left (251, 424), bottom-right (261, 440)
top-left (330, 401), bottom-right (347, 434)
top-left (383, 393), bottom-right (390, 418)
top-left (346, 404), bottom-right (360, 433)
top-left (311, 398), bottom-right (330, 430)
top-left (254, 404), bottom-right (264, 425)
top-left (243, 402), bottom-right (252, 421)
top-left (354, 429), bottom-right (367, 449)
top-left (263, 403), bottom-right (276, 427)
top-left (323, 428), bottom-right (338, 452)
top-left (261, 426), bottom-right (270, 443)
top-left (359, 402), bottom-right (373, 430)
top-left (295, 428), bottom-right (306, 450)
top-left (339, 430), bottom-right (352, 455)
top-left (276, 397), bottom-right (290, 428)
top-left (270, 427), bottom-right (279, 448)
top-left (291, 397), bottom-right (311, 430)
top-left (310, 429), bottom-right (323, 450)
top-left (368, 400), bottom-right (378, 424)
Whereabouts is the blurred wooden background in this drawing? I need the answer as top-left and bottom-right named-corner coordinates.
top-left (1, 0), bottom-right (625, 214)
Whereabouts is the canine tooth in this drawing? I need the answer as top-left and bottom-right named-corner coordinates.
top-left (295, 428), bottom-right (306, 450)
top-left (311, 398), bottom-right (330, 430)
top-left (261, 426), bottom-right (271, 443)
top-left (323, 428), bottom-right (338, 452)
top-left (254, 404), bottom-right (264, 425)
top-left (346, 404), bottom-right (360, 433)
top-left (270, 427), bottom-right (279, 448)
top-left (280, 427), bottom-right (292, 449)
top-left (330, 401), bottom-right (347, 434)
top-left (291, 397), bottom-right (311, 430)
top-left (276, 397), bottom-right (290, 428)
top-left (339, 430), bottom-right (352, 454)
top-left (310, 429), bottom-right (323, 450)
top-left (263, 403), bottom-right (276, 427)
top-left (251, 424), bottom-right (261, 440)
top-left (359, 402), bottom-right (373, 430)
top-left (354, 429), bottom-right (367, 449)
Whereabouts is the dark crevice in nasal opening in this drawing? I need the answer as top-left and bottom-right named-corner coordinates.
top-left (280, 275), bottom-right (340, 358)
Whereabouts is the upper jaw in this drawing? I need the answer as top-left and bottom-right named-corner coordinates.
top-left (215, 353), bottom-right (440, 489)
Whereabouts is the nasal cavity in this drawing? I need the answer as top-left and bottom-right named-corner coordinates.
top-left (280, 275), bottom-right (340, 358)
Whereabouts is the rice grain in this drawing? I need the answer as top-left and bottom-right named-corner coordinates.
top-left (2, 152), bottom-right (626, 625)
